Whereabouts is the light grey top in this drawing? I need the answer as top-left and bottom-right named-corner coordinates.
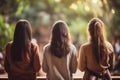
top-left (42, 44), bottom-right (78, 80)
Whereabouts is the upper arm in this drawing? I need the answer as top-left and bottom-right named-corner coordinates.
top-left (4, 55), bottom-right (10, 73)
top-left (42, 47), bottom-right (48, 73)
top-left (70, 46), bottom-right (78, 73)
top-left (33, 44), bottom-right (41, 72)
top-left (109, 52), bottom-right (115, 71)
top-left (78, 46), bottom-right (86, 72)
top-left (4, 43), bottom-right (10, 73)
top-left (108, 44), bottom-right (115, 71)
top-left (107, 42), bottom-right (115, 71)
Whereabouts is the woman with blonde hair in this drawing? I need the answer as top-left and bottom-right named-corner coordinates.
top-left (78, 18), bottom-right (115, 80)
top-left (42, 20), bottom-right (77, 80)
top-left (4, 19), bottom-right (41, 80)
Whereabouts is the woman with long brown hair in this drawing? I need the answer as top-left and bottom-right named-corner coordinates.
top-left (42, 20), bottom-right (77, 80)
top-left (4, 19), bottom-right (41, 80)
top-left (78, 18), bottom-right (115, 80)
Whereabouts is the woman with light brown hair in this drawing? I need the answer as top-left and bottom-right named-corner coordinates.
top-left (4, 19), bottom-right (41, 80)
top-left (78, 18), bottom-right (115, 80)
top-left (42, 20), bottom-right (77, 80)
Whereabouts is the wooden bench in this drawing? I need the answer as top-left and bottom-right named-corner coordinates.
top-left (0, 76), bottom-right (120, 80)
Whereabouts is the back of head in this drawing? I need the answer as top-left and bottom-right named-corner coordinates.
top-left (11, 19), bottom-right (32, 61)
top-left (88, 18), bottom-right (104, 39)
top-left (88, 18), bottom-right (107, 63)
top-left (50, 20), bottom-right (71, 58)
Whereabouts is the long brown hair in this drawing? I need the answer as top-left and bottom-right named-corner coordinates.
top-left (88, 18), bottom-right (107, 63)
top-left (11, 19), bottom-right (32, 61)
top-left (50, 20), bottom-right (71, 58)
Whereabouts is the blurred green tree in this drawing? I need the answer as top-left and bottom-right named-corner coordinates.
top-left (0, 15), bottom-right (14, 51)
top-left (0, 0), bottom-right (120, 50)
top-left (110, 0), bottom-right (120, 33)
top-left (0, 0), bottom-right (36, 51)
